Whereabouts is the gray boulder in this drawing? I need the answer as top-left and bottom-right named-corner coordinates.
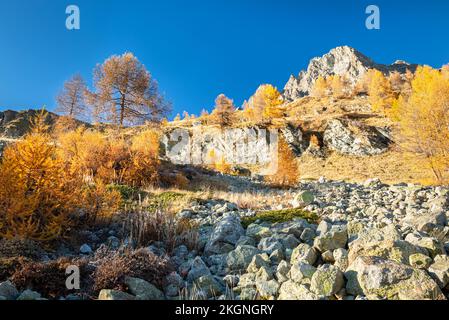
top-left (227, 245), bottom-right (260, 272)
top-left (345, 256), bottom-right (445, 300)
top-left (124, 277), bottom-right (164, 300)
top-left (310, 264), bottom-right (344, 297)
top-left (0, 281), bottom-right (19, 300)
top-left (204, 213), bottom-right (245, 256)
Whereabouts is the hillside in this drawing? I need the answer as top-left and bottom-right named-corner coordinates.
top-left (0, 46), bottom-right (448, 302)
top-left (0, 46), bottom-right (437, 185)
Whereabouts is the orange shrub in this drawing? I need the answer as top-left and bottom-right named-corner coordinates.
top-left (0, 116), bottom-right (78, 241)
top-left (264, 137), bottom-right (299, 187)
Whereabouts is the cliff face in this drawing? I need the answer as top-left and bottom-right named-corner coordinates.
top-left (283, 46), bottom-right (418, 101)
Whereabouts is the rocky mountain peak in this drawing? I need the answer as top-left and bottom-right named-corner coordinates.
top-left (283, 46), bottom-right (418, 101)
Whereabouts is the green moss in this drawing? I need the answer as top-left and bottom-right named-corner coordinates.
top-left (146, 191), bottom-right (186, 211)
top-left (106, 184), bottom-right (142, 201)
top-left (241, 208), bottom-right (319, 228)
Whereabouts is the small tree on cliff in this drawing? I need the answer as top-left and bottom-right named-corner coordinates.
top-left (211, 94), bottom-right (235, 127)
top-left (86, 52), bottom-right (169, 126)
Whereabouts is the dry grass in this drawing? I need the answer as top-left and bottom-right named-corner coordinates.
top-left (298, 150), bottom-right (439, 185)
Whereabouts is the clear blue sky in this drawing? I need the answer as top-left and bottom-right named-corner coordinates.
top-left (0, 0), bottom-right (448, 119)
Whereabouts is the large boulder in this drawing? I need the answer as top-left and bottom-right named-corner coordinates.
top-left (290, 243), bottom-right (318, 265)
top-left (310, 264), bottom-right (344, 297)
top-left (124, 277), bottom-right (165, 300)
top-left (227, 245), bottom-right (260, 272)
top-left (401, 210), bottom-right (447, 236)
top-left (0, 281), bottom-right (19, 300)
top-left (345, 256), bottom-right (445, 300)
top-left (186, 256), bottom-right (211, 282)
top-left (428, 255), bottom-right (449, 289)
top-left (405, 232), bottom-right (445, 258)
top-left (348, 239), bottom-right (422, 265)
top-left (313, 226), bottom-right (348, 252)
top-left (278, 280), bottom-right (323, 300)
top-left (204, 213), bottom-right (245, 256)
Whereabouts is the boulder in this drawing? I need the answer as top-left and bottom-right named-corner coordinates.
top-left (402, 210), bottom-right (447, 235)
top-left (290, 262), bottom-right (317, 284)
top-left (345, 256), bottom-right (445, 300)
top-left (258, 237), bottom-right (284, 255)
top-left (408, 253), bottom-right (432, 269)
top-left (405, 232), bottom-right (445, 258)
top-left (290, 243), bottom-right (318, 265)
top-left (428, 255), bottom-right (449, 289)
top-left (124, 277), bottom-right (164, 300)
top-left (195, 275), bottom-right (224, 299)
top-left (204, 213), bottom-right (245, 256)
top-left (227, 245), bottom-right (260, 272)
top-left (187, 256), bottom-right (211, 282)
top-left (98, 289), bottom-right (135, 300)
top-left (276, 260), bottom-right (290, 283)
top-left (255, 279), bottom-right (280, 300)
top-left (16, 290), bottom-right (42, 300)
top-left (310, 264), bottom-right (344, 297)
top-left (313, 226), bottom-right (348, 252)
top-left (247, 254), bottom-right (271, 274)
top-left (246, 224), bottom-right (272, 241)
top-left (278, 280), bottom-right (323, 300)
top-left (291, 191), bottom-right (314, 208)
top-left (0, 281), bottom-right (19, 300)
top-left (348, 239), bottom-right (422, 265)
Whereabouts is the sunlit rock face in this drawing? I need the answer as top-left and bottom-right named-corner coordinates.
top-left (283, 46), bottom-right (417, 101)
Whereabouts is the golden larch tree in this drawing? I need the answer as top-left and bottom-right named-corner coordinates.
top-left (211, 94), bottom-right (235, 127)
top-left (367, 69), bottom-right (395, 114)
top-left (311, 76), bottom-right (329, 98)
top-left (86, 52), bottom-right (169, 126)
top-left (264, 136), bottom-right (299, 187)
top-left (395, 65), bottom-right (449, 183)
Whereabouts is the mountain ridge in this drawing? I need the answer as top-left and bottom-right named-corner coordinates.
top-left (283, 46), bottom-right (418, 101)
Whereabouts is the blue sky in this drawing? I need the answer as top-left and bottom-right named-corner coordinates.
top-left (0, 0), bottom-right (448, 119)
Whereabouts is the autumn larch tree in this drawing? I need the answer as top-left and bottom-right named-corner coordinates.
top-left (367, 69), bottom-right (395, 114)
top-left (211, 94), bottom-right (235, 127)
top-left (86, 52), bottom-right (169, 126)
top-left (244, 84), bottom-right (284, 123)
top-left (329, 75), bottom-right (350, 98)
top-left (56, 74), bottom-right (87, 119)
top-left (311, 76), bottom-right (329, 98)
top-left (264, 136), bottom-right (299, 187)
top-left (395, 65), bottom-right (449, 183)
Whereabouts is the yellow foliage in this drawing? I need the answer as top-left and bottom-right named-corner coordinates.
top-left (265, 137), bottom-right (299, 187)
top-left (206, 149), bottom-right (233, 174)
top-left (211, 94), bottom-right (235, 127)
top-left (0, 114), bottom-right (77, 241)
top-left (124, 129), bottom-right (161, 187)
top-left (58, 127), bottom-right (160, 187)
top-left (367, 69), bottom-right (395, 114)
top-left (395, 65), bottom-right (449, 183)
top-left (244, 84), bottom-right (284, 123)
top-left (311, 76), bottom-right (329, 98)
top-left (0, 113), bottom-right (124, 241)
top-left (329, 75), bottom-right (350, 98)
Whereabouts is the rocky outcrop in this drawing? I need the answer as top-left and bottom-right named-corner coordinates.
top-left (283, 46), bottom-right (418, 101)
top-left (0, 109), bottom-right (61, 138)
top-left (323, 119), bottom-right (392, 156)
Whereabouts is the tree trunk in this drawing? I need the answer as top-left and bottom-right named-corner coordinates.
top-left (119, 95), bottom-right (125, 127)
